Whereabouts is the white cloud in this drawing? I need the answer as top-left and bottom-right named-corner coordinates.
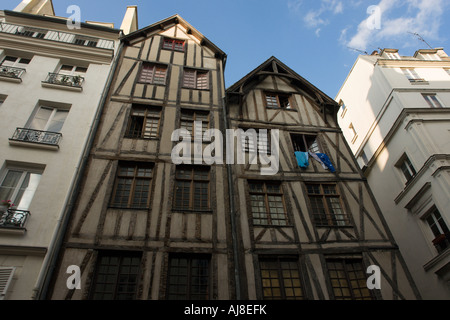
top-left (300, 0), bottom-right (344, 36)
top-left (345, 0), bottom-right (445, 51)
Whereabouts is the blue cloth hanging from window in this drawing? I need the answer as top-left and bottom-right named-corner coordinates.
top-left (294, 151), bottom-right (309, 168)
top-left (316, 153), bottom-right (336, 173)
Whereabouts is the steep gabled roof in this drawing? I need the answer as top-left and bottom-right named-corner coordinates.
top-left (121, 14), bottom-right (227, 66)
top-left (226, 56), bottom-right (339, 115)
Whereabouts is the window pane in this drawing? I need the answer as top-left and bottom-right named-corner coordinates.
top-left (15, 172), bottom-right (41, 210)
top-left (47, 110), bottom-right (68, 132)
top-left (0, 170), bottom-right (23, 201)
top-left (30, 107), bottom-right (53, 131)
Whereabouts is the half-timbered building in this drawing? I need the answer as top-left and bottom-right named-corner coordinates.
top-left (47, 15), bottom-right (233, 300)
top-left (225, 56), bottom-right (421, 300)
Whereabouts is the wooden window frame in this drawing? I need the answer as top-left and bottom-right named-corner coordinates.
top-left (326, 258), bottom-right (374, 300)
top-left (291, 133), bottom-right (321, 153)
top-left (240, 128), bottom-right (271, 154)
top-left (248, 181), bottom-right (288, 226)
top-left (110, 162), bottom-right (153, 209)
top-left (306, 183), bottom-right (350, 227)
top-left (173, 166), bottom-right (211, 211)
top-left (126, 105), bottom-right (162, 139)
top-left (166, 254), bottom-right (211, 300)
top-left (138, 62), bottom-right (167, 85)
top-left (259, 256), bottom-right (305, 300)
top-left (264, 91), bottom-right (292, 109)
top-left (162, 37), bottom-right (185, 52)
top-left (179, 109), bottom-right (210, 139)
top-left (182, 68), bottom-right (210, 90)
top-left (89, 251), bottom-right (142, 300)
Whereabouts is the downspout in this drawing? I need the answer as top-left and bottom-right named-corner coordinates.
top-left (33, 40), bottom-right (124, 300)
top-left (221, 95), bottom-right (241, 300)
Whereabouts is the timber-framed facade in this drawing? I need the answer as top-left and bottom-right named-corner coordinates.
top-left (46, 15), bottom-right (421, 300)
top-left (225, 57), bottom-right (421, 300)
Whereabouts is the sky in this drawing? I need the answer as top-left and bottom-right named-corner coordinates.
top-left (2, 0), bottom-right (450, 98)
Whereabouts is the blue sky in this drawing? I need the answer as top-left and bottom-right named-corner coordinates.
top-left (2, 0), bottom-right (450, 98)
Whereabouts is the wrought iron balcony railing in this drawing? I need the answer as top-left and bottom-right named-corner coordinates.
top-left (43, 73), bottom-right (84, 88)
top-left (432, 233), bottom-right (450, 253)
top-left (0, 209), bottom-right (30, 229)
top-left (10, 127), bottom-right (62, 147)
top-left (0, 65), bottom-right (26, 79)
top-left (0, 22), bottom-right (115, 50)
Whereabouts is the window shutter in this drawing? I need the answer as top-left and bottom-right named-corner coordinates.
top-left (0, 267), bottom-right (15, 300)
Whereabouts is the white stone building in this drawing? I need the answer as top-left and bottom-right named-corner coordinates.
top-left (0, 0), bottom-right (136, 299)
top-left (336, 48), bottom-right (450, 299)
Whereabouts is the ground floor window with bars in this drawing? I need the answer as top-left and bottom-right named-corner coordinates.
top-left (110, 162), bottom-right (153, 209)
top-left (174, 166), bottom-right (210, 211)
top-left (326, 258), bottom-right (373, 300)
top-left (249, 181), bottom-right (287, 226)
top-left (259, 257), bottom-right (304, 300)
top-left (167, 255), bottom-right (210, 300)
top-left (306, 183), bottom-right (349, 227)
top-left (90, 251), bottom-right (141, 300)
top-left (126, 105), bottom-right (161, 139)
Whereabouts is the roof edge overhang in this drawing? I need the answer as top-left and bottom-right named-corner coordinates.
top-left (3, 10), bottom-right (121, 34)
top-left (226, 56), bottom-right (339, 115)
top-left (120, 14), bottom-right (227, 65)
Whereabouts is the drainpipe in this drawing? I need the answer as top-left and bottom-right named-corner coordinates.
top-left (221, 95), bottom-right (241, 300)
top-left (33, 40), bottom-right (124, 300)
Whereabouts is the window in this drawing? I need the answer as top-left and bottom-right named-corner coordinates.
top-left (73, 36), bottom-right (98, 47)
top-left (16, 26), bottom-right (46, 39)
top-left (167, 255), bottom-right (210, 300)
top-left (291, 133), bottom-right (320, 153)
top-left (385, 52), bottom-right (400, 60)
top-left (249, 181), bottom-right (287, 226)
top-left (401, 68), bottom-right (424, 82)
top-left (0, 267), bottom-right (15, 300)
top-left (1, 56), bottom-right (31, 67)
top-left (58, 64), bottom-right (88, 75)
top-left (0, 168), bottom-right (42, 211)
top-left (259, 257), bottom-right (304, 300)
top-left (180, 110), bottom-right (209, 138)
top-left (397, 155), bottom-right (416, 184)
top-left (240, 128), bottom-right (271, 154)
top-left (426, 207), bottom-right (450, 253)
top-left (126, 105), bottom-right (161, 139)
top-left (360, 151), bottom-right (369, 166)
top-left (138, 63), bottom-right (167, 85)
top-left (421, 53), bottom-right (440, 61)
top-left (28, 106), bottom-right (68, 133)
top-left (110, 163), bottom-right (153, 208)
top-left (90, 251), bottom-right (141, 300)
top-left (183, 69), bottom-right (209, 90)
top-left (163, 38), bottom-right (185, 51)
top-left (265, 92), bottom-right (292, 109)
top-left (339, 100), bottom-right (347, 118)
top-left (326, 259), bottom-right (373, 300)
top-left (306, 184), bottom-right (349, 227)
top-left (174, 166), bottom-right (210, 211)
top-left (423, 94), bottom-right (444, 108)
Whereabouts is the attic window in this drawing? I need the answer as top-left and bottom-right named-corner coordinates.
top-left (163, 38), bottom-right (185, 52)
top-left (265, 92), bottom-right (292, 109)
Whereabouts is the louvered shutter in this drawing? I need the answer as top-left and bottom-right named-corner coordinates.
top-left (0, 267), bottom-right (15, 300)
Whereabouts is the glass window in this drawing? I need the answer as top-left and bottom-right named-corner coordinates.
top-left (90, 251), bottom-right (141, 300)
top-left (167, 255), bottom-right (210, 300)
top-left (126, 105), bottom-right (161, 139)
top-left (174, 166), bottom-right (210, 211)
top-left (0, 169), bottom-right (42, 210)
top-left (249, 181), bottom-right (287, 226)
top-left (259, 257), bottom-right (304, 300)
top-left (306, 184), bottom-right (349, 227)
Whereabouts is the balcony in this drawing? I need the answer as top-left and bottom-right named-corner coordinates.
top-left (0, 22), bottom-right (115, 50)
top-left (42, 73), bottom-right (84, 91)
top-left (0, 65), bottom-right (26, 83)
top-left (9, 127), bottom-right (62, 150)
top-left (0, 209), bottom-right (30, 230)
top-left (432, 233), bottom-right (450, 254)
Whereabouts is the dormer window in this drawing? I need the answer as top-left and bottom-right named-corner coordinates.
top-left (163, 38), bottom-right (185, 52)
top-left (385, 52), bottom-right (400, 60)
top-left (421, 53), bottom-right (440, 61)
top-left (265, 92), bottom-right (292, 109)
